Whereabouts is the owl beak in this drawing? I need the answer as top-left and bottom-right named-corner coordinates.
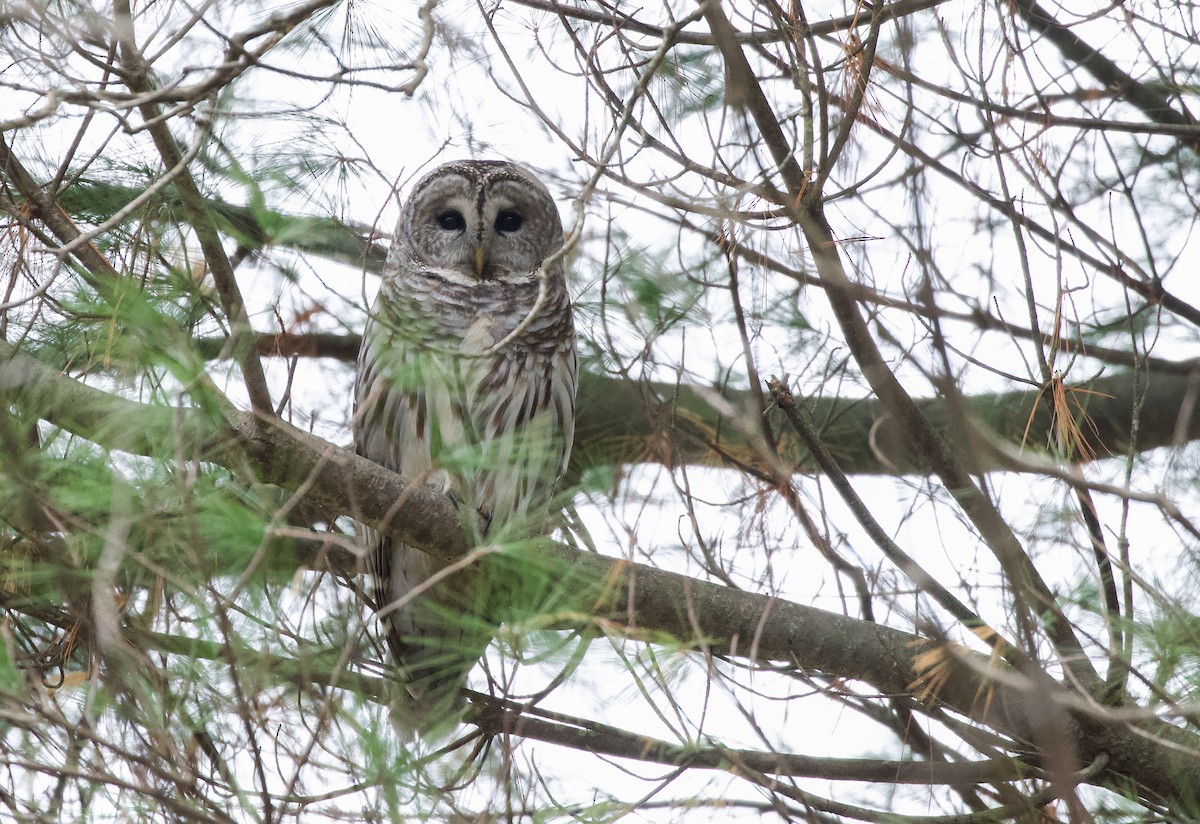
top-left (474, 245), bottom-right (487, 278)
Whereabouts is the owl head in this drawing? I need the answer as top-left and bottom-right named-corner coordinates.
top-left (394, 160), bottom-right (565, 283)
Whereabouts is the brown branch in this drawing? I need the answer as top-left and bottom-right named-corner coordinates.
top-left (508, 0), bottom-right (949, 47)
top-left (701, 0), bottom-right (1106, 704)
top-left (187, 331), bottom-right (1200, 481)
top-left (128, 625), bottom-right (1027, 788)
top-left (3, 338), bottom-right (1200, 806)
top-left (0, 134), bottom-right (121, 282)
top-left (764, 377), bottom-right (1004, 644)
top-left (474, 698), bottom-right (1033, 785)
top-left (113, 0), bottom-right (275, 416)
top-left (1010, 0), bottom-right (1200, 153)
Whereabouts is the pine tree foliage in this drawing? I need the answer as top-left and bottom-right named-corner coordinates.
top-left (1, 0), bottom-right (1199, 820)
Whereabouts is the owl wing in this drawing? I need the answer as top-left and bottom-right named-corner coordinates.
top-left (354, 301), bottom-right (480, 732)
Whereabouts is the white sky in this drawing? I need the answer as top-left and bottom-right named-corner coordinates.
top-left (2, 0), bottom-right (1199, 819)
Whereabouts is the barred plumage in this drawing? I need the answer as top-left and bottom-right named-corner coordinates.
top-left (353, 160), bottom-right (577, 733)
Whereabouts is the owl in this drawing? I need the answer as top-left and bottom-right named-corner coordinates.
top-left (353, 160), bottom-right (577, 732)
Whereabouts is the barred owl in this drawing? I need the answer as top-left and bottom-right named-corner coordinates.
top-left (353, 160), bottom-right (577, 732)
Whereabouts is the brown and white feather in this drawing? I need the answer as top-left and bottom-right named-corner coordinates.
top-left (352, 160), bottom-right (576, 732)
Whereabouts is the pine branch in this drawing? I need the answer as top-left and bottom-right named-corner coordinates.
top-left (3, 337), bottom-right (1200, 806)
top-left (112, 0), bottom-right (297, 416)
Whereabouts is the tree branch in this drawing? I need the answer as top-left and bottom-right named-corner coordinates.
top-left (1010, 0), bottom-right (1199, 152)
top-left (113, 0), bottom-right (274, 415)
top-left (162, 331), bottom-right (1200, 480)
top-left (3, 338), bottom-right (1200, 806)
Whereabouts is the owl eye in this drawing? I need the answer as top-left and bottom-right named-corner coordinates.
top-left (494, 210), bottom-right (523, 233)
top-left (436, 210), bottom-right (465, 231)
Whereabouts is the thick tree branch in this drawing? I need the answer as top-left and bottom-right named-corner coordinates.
top-left (3, 338), bottom-right (1200, 806)
top-left (185, 331), bottom-right (1200, 479)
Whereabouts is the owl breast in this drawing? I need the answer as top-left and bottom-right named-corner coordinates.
top-left (358, 268), bottom-right (576, 531)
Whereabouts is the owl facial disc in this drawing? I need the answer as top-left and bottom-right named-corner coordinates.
top-left (397, 160), bottom-right (565, 285)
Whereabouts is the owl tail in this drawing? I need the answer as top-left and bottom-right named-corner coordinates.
top-left (385, 619), bottom-right (481, 738)
top-left (377, 540), bottom-right (489, 738)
